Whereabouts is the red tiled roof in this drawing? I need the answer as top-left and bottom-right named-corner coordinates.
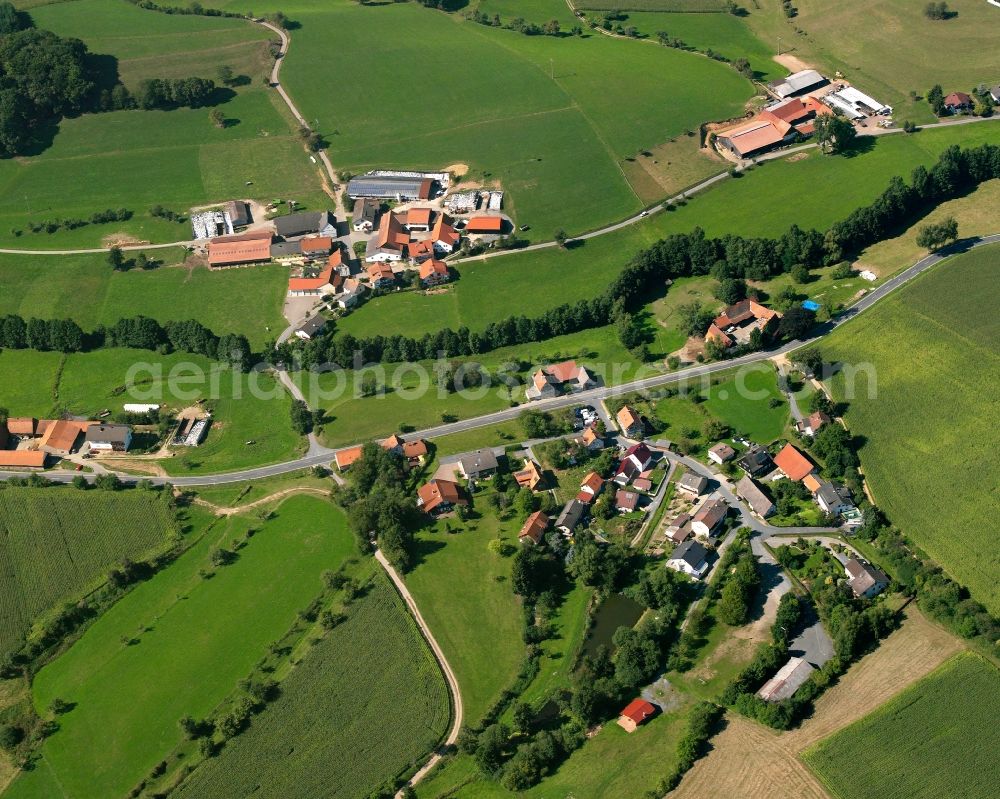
top-left (617, 405), bottom-right (640, 431)
top-left (300, 236), bottom-right (333, 254)
top-left (418, 479), bottom-right (463, 513)
top-left (580, 471), bottom-right (604, 495)
top-left (620, 698), bottom-right (656, 725)
top-left (208, 233), bottom-right (271, 266)
top-left (720, 115), bottom-right (792, 157)
top-left (5, 417), bottom-right (37, 436)
top-left (419, 259), bottom-right (449, 280)
top-left (403, 440), bottom-right (428, 459)
top-left (39, 420), bottom-right (91, 452)
top-left (432, 214), bottom-right (460, 247)
top-left (288, 265), bottom-right (335, 292)
top-left (335, 445), bottom-right (363, 470)
top-left (328, 248), bottom-right (344, 268)
top-left (774, 443), bottom-right (815, 481)
top-left (544, 360), bottom-right (579, 383)
top-left (519, 511), bottom-right (549, 544)
top-left (0, 450), bottom-right (46, 468)
top-left (466, 216), bottom-right (503, 233)
top-left (406, 207), bottom-right (433, 226)
top-left (367, 263), bottom-right (395, 282)
top-left (944, 92), bottom-right (972, 107)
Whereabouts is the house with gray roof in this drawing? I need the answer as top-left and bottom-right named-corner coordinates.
top-left (815, 481), bottom-right (856, 516)
top-left (273, 210), bottom-right (336, 239)
top-left (352, 198), bottom-right (379, 233)
top-left (458, 448), bottom-right (499, 480)
top-left (845, 558), bottom-right (889, 598)
top-left (677, 472), bottom-right (708, 497)
top-left (737, 476), bottom-right (775, 518)
top-left (758, 657), bottom-right (815, 701)
top-left (768, 69), bottom-right (828, 99)
top-left (666, 540), bottom-right (709, 579)
top-left (555, 499), bottom-right (586, 535)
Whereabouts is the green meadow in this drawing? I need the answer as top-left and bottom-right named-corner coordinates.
top-left (804, 653), bottom-right (1000, 799)
top-left (822, 244), bottom-right (1000, 613)
top-left (0, 0), bottom-right (325, 248)
top-left (4, 496), bottom-right (353, 799)
top-left (337, 123), bottom-right (998, 342)
top-left (278, 0), bottom-right (752, 234)
top-left (0, 254), bottom-right (286, 348)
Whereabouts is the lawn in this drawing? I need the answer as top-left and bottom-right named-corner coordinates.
top-left (404, 510), bottom-right (525, 725)
top-left (0, 486), bottom-right (174, 659)
top-left (171, 572), bottom-right (450, 799)
top-left (0, 254), bottom-right (287, 348)
top-left (334, 123), bottom-right (998, 341)
top-left (821, 244), bottom-right (1000, 613)
top-left (803, 653), bottom-right (1000, 799)
top-left (278, 0), bottom-right (752, 235)
top-left (4, 495), bottom-right (353, 799)
top-left (0, 0), bottom-right (325, 248)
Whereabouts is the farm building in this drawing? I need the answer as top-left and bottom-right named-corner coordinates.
top-left (294, 315), bottom-right (327, 341)
top-left (287, 264), bottom-right (338, 297)
top-left (273, 211), bottom-right (336, 239)
top-left (666, 540), bottom-right (709, 579)
top-left (824, 86), bottom-right (891, 118)
top-left (716, 116), bottom-right (795, 159)
top-left (300, 236), bottom-right (333, 258)
top-left (404, 207), bottom-right (433, 232)
top-left (352, 198), bottom-right (379, 233)
top-left (334, 446), bottom-right (363, 471)
top-left (768, 69), bottom-right (828, 99)
top-left (365, 212), bottom-right (409, 263)
top-left (173, 416), bottom-right (210, 447)
top-left (430, 214), bottom-right (460, 254)
top-left (763, 95), bottom-right (832, 134)
top-left (617, 698), bottom-right (656, 733)
top-left (0, 450), bottom-right (47, 470)
top-left (347, 173), bottom-right (435, 201)
top-left (417, 479), bottom-right (467, 515)
top-left (519, 511), bottom-right (549, 545)
top-left (39, 420), bottom-right (92, 456)
top-left (705, 300), bottom-right (781, 349)
top-left (270, 240), bottom-right (304, 263)
top-left (84, 423), bottom-right (132, 453)
top-left (5, 417), bottom-right (38, 437)
top-left (773, 443), bottom-right (816, 481)
top-left (758, 657), bottom-right (815, 701)
top-left (465, 216), bottom-right (504, 235)
top-left (225, 200), bottom-right (250, 228)
top-left (736, 476), bottom-right (775, 518)
top-left (845, 558), bottom-right (890, 598)
top-left (525, 360), bottom-right (596, 400)
top-left (207, 233), bottom-right (272, 267)
top-left (419, 259), bottom-right (450, 286)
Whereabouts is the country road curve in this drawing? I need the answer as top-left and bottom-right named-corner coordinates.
top-left (374, 550), bottom-right (464, 797)
top-left (3, 232), bottom-right (997, 488)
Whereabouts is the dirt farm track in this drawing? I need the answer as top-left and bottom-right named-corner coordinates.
top-left (671, 608), bottom-right (963, 799)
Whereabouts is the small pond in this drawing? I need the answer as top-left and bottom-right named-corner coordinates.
top-left (580, 593), bottom-right (644, 660)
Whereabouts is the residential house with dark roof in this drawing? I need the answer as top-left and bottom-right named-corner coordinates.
top-left (667, 540), bottom-right (709, 579)
top-left (739, 445), bottom-right (775, 477)
top-left (845, 558), bottom-right (889, 598)
top-left (737, 476), bottom-right (775, 518)
top-left (458, 449), bottom-right (499, 480)
top-left (815, 481), bottom-right (855, 516)
top-left (555, 499), bottom-right (586, 535)
top-left (692, 497), bottom-right (728, 538)
top-left (273, 210), bottom-right (336, 239)
top-left (352, 198), bottom-right (379, 233)
top-left (677, 472), bottom-right (708, 497)
top-left (84, 423), bottom-right (132, 452)
top-left (666, 513), bottom-right (693, 544)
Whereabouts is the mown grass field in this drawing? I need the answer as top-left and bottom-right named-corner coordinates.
top-left (822, 244), bottom-right (1000, 613)
top-left (0, 0), bottom-right (325, 248)
top-left (336, 123), bottom-right (998, 341)
top-left (172, 572), bottom-right (450, 799)
top-left (0, 254), bottom-right (287, 348)
top-left (0, 348), bottom-right (304, 475)
top-left (278, 0), bottom-right (751, 234)
top-left (803, 653), bottom-right (1000, 799)
top-left (404, 511), bottom-right (525, 725)
top-left (474, 0), bottom-right (578, 28)
top-left (0, 486), bottom-right (173, 658)
top-left (5, 496), bottom-right (353, 799)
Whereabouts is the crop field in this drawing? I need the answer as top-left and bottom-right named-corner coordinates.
top-left (0, 254), bottom-right (287, 348)
top-left (0, 0), bottom-right (325, 248)
top-left (771, 0), bottom-right (1000, 123)
top-left (279, 0), bottom-right (751, 235)
top-left (5, 496), bottom-right (353, 799)
top-left (0, 486), bottom-right (173, 658)
top-left (404, 510), bottom-right (525, 724)
top-left (335, 123), bottom-right (998, 341)
top-left (671, 608), bottom-right (963, 799)
top-left (822, 245), bottom-right (1000, 613)
top-left (172, 572), bottom-right (450, 799)
top-left (803, 654), bottom-right (1000, 799)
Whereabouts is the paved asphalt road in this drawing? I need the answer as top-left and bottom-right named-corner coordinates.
top-left (5, 234), bottom-right (996, 487)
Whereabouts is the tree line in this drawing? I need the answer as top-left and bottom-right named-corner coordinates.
top-left (287, 142), bottom-right (1000, 369)
top-left (0, 314), bottom-right (251, 366)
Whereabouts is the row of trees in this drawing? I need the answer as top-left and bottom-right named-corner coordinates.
top-left (0, 313), bottom-right (251, 364)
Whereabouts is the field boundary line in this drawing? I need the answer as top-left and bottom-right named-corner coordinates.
top-left (374, 550), bottom-right (464, 797)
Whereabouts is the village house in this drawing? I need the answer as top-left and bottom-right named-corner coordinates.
top-left (815, 480), bottom-right (856, 516)
top-left (513, 459), bottom-right (545, 491)
top-left (300, 236), bottom-right (333, 259)
top-left (676, 471), bottom-right (708, 498)
top-left (367, 262), bottom-right (396, 290)
top-left (667, 540), bottom-right (709, 579)
top-left (39, 420), bottom-right (92, 457)
top-left (616, 405), bottom-right (644, 439)
top-left (417, 479), bottom-right (467, 516)
top-left (287, 264), bottom-right (338, 297)
top-left (273, 210), bottom-right (336, 239)
top-left (429, 213), bottom-right (460, 254)
top-left (555, 499), bottom-right (586, 535)
top-left (84, 423), bottom-right (132, 453)
top-left (737, 476), bottom-right (775, 518)
top-left (334, 445), bottom-right (363, 471)
top-left (705, 300), bottom-right (781, 350)
top-left (576, 471), bottom-right (604, 504)
top-left (708, 442), bottom-right (736, 465)
top-left (797, 410), bottom-right (831, 437)
top-left (692, 497), bottom-right (728, 539)
top-left (519, 511), bottom-right (549, 545)
top-left (615, 442), bottom-right (653, 485)
top-left (402, 439), bottom-right (429, 467)
top-left (458, 449), bottom-right (499, 480)
top-left (773, 443), bottom-right (816, 481)
top-left (758, 657), bottom-right (815, 702)
top-left (419, 259), bottom-right (450, 287)
top-left (524, 360), bottom-right (596, 400)
top-left (617, 698), bottom-right (656, 733)
top-left (739, 445), bottom-right (775, 478)
top-left (666, 513), bottom-right (693, 545)
top-left (578, 426), bottom-right (605, 452)
top-left (845, 558), bottom-right (890, 598)
top-left (207, 232), bottom-right (272, 267)
top-left (615, 489), bottom-right (640, 514)
top-left (943, 91), bottom-right (973, 113)
top-left (352, 198), bottom-right (379, 233)
top-left (366, 212), bottom-right (409, 263)
top-left (381, 434), bottom-right (405, 455)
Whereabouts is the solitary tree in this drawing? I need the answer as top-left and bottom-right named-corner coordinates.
top-left (107, 245), bottom-right (125, 271)
top-left (553, 228), bottom-right (568, 248)
top-left (209, 108), bottom-right (225, 128)
top-left (915, 217), bottom-right (958, 251)
top-left (216, 64), bottom-right (234, 86)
